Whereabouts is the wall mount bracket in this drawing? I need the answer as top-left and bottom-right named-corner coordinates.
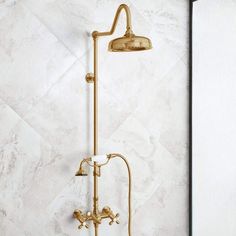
top-left (86, 73), bottom-right (95, 83)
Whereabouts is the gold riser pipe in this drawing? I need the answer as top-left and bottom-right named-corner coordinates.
top-left (93, 35), bottom-right (99, 236)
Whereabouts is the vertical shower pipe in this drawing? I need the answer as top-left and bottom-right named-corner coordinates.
top-left (93, 34), bottom-right (99, 236)
top-left (91, 5), bottom-right (132, 236)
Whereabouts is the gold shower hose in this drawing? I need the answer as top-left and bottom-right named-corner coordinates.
top-left (109, 153), bottom-right (132, 236)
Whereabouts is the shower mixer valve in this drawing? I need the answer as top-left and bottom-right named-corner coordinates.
top-left (73, 206), bottom-right (120, 230)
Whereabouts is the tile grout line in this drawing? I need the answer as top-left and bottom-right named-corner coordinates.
top-left (130, 0), bottom-right (189, 60)
top-left (128, 0), bottom-right (153, 30)
top-left (21, 58), bottom-right (80, 119)
top-left (0, 58), bottom-right (80, 145)
top-left (106, 55), bottom-right (186, 141)
top-left (19, 1), bottom-right (79, 59)
top-left (0, 97), bottom-right (50, 145)
top-left (18, 0), bottom-right (109, 85)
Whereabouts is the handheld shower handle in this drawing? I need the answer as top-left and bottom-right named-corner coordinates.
top-left (78, 222), bottom-right (89, 230)
top-left (109, 213), bottom-right (120, 225)
top-left (91, 154), bottom-right (108, 163)
top-left (102, 206), bottom-right (120, 226)
top-left (73, 210), bottom-right (89, 230)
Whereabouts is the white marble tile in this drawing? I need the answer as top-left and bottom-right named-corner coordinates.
top-left (0, 118), bottom-right (53, 235)
top-left (23, 60), bottom-right (131, 156)
top-left (23, 59), bottom-right (150, 155)
top-left (102, 114), bottom-right (186, 205)
top-left (133, 59), bottom-right (188, 160)
top-left (0, 100), bottom-right (20, 143)
top-left (21, 0), bottom-right (146, 59)
top-left (0, 1), bottom-right (188, 235)
top-left (131, 0), bottom-right (188, 57)
top-left (22, 61), bottom-right (90, 156)
top-left (0, 2), bottom-right (76, 116)
top-left (133, 184), bottom-right (188, 236)
top-left (0, 0), bottom-right (17, 20)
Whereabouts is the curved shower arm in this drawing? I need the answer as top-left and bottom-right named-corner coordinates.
top-left (92, 4), bottom-right (132, 38)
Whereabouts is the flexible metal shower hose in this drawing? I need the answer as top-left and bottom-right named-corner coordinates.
top-left (110, 153), bottom-right (132, 236)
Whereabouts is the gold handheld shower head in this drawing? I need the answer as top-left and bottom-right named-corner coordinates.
top-left (75, 155), bottom-right (109, 176)
top-left (75, 167), bottom-right (88, 176)
top-left (75, 159), bottom-right (88, 176)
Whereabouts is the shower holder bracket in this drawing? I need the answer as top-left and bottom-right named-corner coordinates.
top-left (86, 73), bottom-right (94, 83)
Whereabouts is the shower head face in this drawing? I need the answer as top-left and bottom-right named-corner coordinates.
top-left (75, 167), bottom-right (88, 176)
top-left (108, 34), bottom-right (152, 52)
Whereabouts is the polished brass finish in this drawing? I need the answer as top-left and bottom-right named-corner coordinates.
top-left (73, 205), bottom-right (120, 230)
top-left (102, 206), bottom-right (120, 225)
top-left (75, 159), bottom-right (89, 176)
top-left (93, 35), bottom-right (99, 236)
top-left (74, 3), bottom-right (151, 236)
top-left (73, 210), bottom-right (89, 229)
top-left (108, 153), bottom-right (132, 235)
top-left (74, 153), bottom-right (132, 235)
top-left (92, 4), bottom-right (152, 52)
top-left (109, 34), bottom-right (152, 52)
top-left (86, 73), bottom-right (94, 83)
top-left (91, 4), bottom-right (132, 38)
top-left (75, 168), bottom-right (88, 176)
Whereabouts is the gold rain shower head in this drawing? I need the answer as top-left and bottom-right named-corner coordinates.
top-left (92, 4), bottom-right (152, 52)
top-left (108, 33), bottom-right (152, 52)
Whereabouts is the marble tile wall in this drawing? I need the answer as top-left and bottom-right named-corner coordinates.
top-left (0, 0), bottom-right (188, 235)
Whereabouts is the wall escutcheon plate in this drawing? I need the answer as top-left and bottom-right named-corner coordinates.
top-left (86, 73), bottom-right (94, 83)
